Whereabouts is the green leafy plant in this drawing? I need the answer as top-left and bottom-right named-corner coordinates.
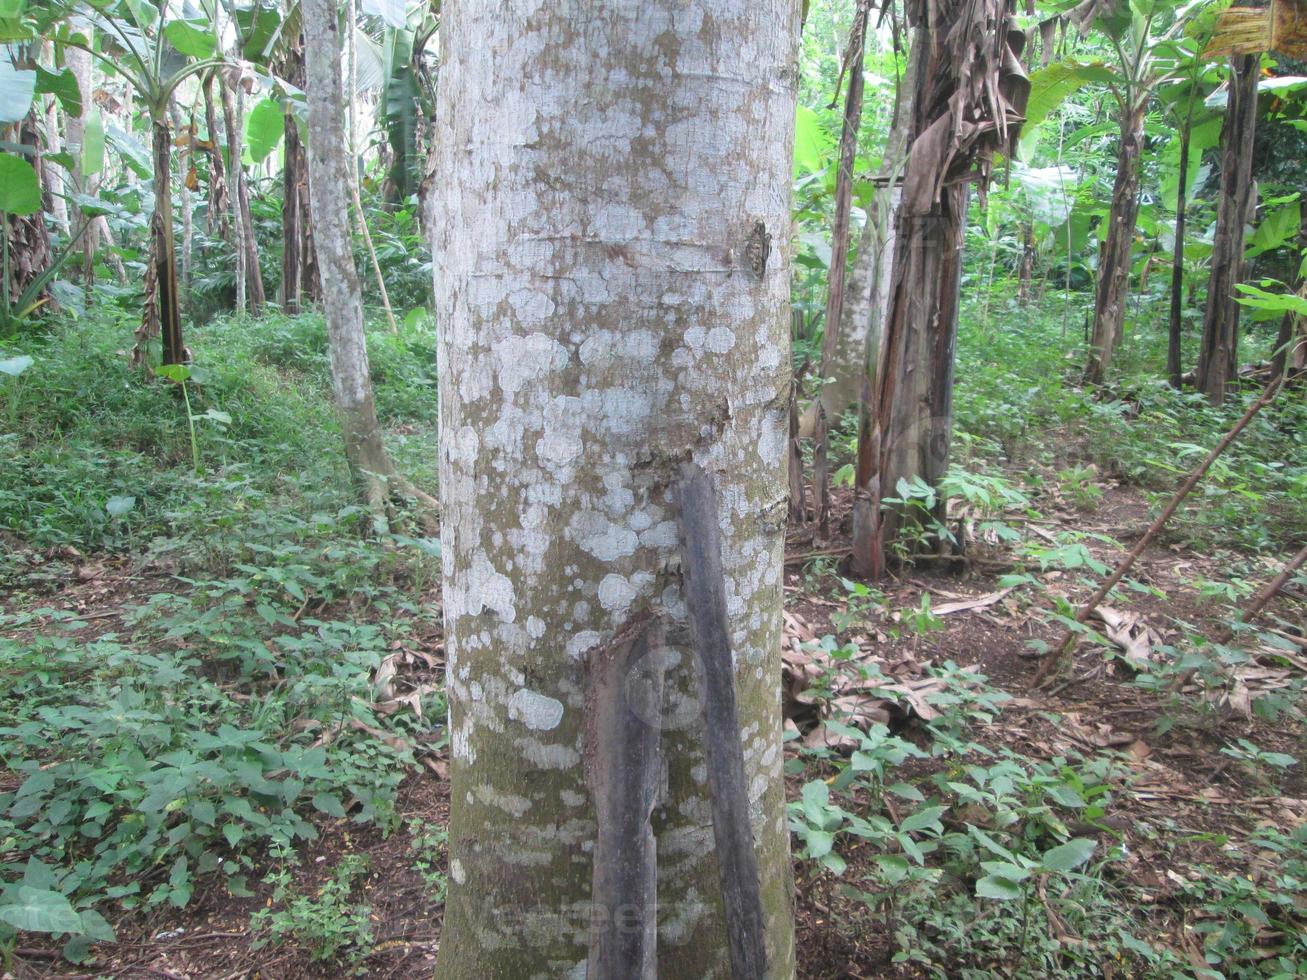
top-left (252, 852), bottom-right (375, 968)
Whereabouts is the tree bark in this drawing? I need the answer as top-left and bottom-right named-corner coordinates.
top-left (430, 0), bottom-right (800, 976)
top-left (1087, 103), bottom-right (1144, 386)
top-left (302, 0), bottom-right (396, 503)
top-left (1196, 55), bottom-right (1259, 405)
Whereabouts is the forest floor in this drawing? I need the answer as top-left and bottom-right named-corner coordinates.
top-left (5, 477), bottom-right (1303, 979)
top-left (2, 306), bottom-right (1304, 978)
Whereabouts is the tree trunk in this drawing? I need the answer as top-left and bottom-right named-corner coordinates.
top-left (66, 44), bottom-right (99, 285)
top-left (152, 117), bottom-right (185, 366)
top-left (170, 99), bottom-right (193, 302)
top-left (1086, 104), bottom-right (1144, 386)
top-left (302, 0), bottom-right (396, 502)
top-left (280, 33), bottom-right (311, 314)
top-left (219, 70), bottom-right (265, 315)
top-left (4, 113), bottom-right (53, 303)
top-left (202, 73), bottom-right (231, 242)
top-left (850, 0), bottom-right (1027, 578)
top-left (1167, 115), bottom-right (1192, 389)
top-left (803, 45), bottom-right (913, 437)
top-left (430, 0), bottom-right (800, 975)
top-left (1196, 55), bottom-right (1259, 405)
top-left (1271, 210), bottom-right (1307, 381)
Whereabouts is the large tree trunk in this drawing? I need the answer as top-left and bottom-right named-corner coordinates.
top-left (850, 0), bottom-right (1027, 578)
top-left (302, 0), bottom-right (395, 503)
top-left (1196, 55), bottom-right (1259, 405)
top-left (1086, 103), bottom-right (1144, 386)
top-left (430, 0), bottom-right (800, 976)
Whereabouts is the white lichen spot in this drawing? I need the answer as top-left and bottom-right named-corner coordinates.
top-left (508, 688), bottom-right (565, 731)
top-left (450, 859), bottom-right (466, 885)
top-left (526, 616), bottom-right (546, 639)
top-left (560, 790), bottom-right (587, 807)
top-left (597, 573), bottom-right (637, 612)
top-left (517, 737), bottom-right (580, 769)
top-left (568, 509), bottom-right (638, 561)
top-left (705, 326), bottom-right (736, 353)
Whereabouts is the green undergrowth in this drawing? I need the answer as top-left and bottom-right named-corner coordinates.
top-left (0, 308), bottom-right (438, 576)
top-left (788, 650), bottom-right (1306, 978)
top-left (0, 308), bottom-right (441, 964)
top-left (953, 292), bottom-right (1304, 553)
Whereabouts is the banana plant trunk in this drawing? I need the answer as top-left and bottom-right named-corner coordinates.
top-left (430, 0), bottom-right (800, 975)
top-left (1196, 54), bottom-right (1259, 405)
top-left (280, 33), bottom-right (314, 314)
top-left (849, 0), bottom-right (1027, 578)
top-left (152, 116), bottom-right (184, 366)
top-left (4, 112), bottom-right (53, 303)
top-left (1087, 103), bottom-right (1145, 386)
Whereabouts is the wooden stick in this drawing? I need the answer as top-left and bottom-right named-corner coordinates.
top-left (1036, 377), bottom-right (1283, 686)
top-left (677, 463), bottom-right (769, 980)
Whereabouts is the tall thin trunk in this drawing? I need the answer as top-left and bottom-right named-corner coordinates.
top-left (1167, 112), bottom-right (1193, 388)
top-left (1270, 210), bottom-right (1307, 381)
top-left (430, 0), bottom-right (800, 975)
top-left (803, 41), bottom-right (914, 436)
top-left (302, 0), bottom-right (397, 502)
top-left (219, 70), bottom-right (265, 314)
top-left (1017, 222), bottom-right (1035, 302)
top-left (815, 3), bottom-right (870, 404)
top-left (42, 100), bottom-right (70, 237)
top-left (1086, 103), bottom-right (1144, 386)
top-left (66, 44), bottom-right (99, 286)
top-left (171, 99), bottom-right (193, 302)
top-left (811, 4), bottom-right (869, 536)
top-left (345, 0), bottom-right (399, 333)
top-left (152, 116), bottom-right (184, 366)
top-left (202, 72), bottom-right (230, 242)
top-left (281, 34), bottom-right (310, 314)
top-left (1196, 54), bottom-right (1259, 405)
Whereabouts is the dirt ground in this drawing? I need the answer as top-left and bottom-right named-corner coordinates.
top-left (5, 480), bottom-right (1304, 979)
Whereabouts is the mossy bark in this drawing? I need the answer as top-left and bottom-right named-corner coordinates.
top-left (430, 1), bottom-right (800, 976)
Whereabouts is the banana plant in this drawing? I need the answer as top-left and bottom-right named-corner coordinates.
top-left (41, 0), bottom-right (226, 366)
